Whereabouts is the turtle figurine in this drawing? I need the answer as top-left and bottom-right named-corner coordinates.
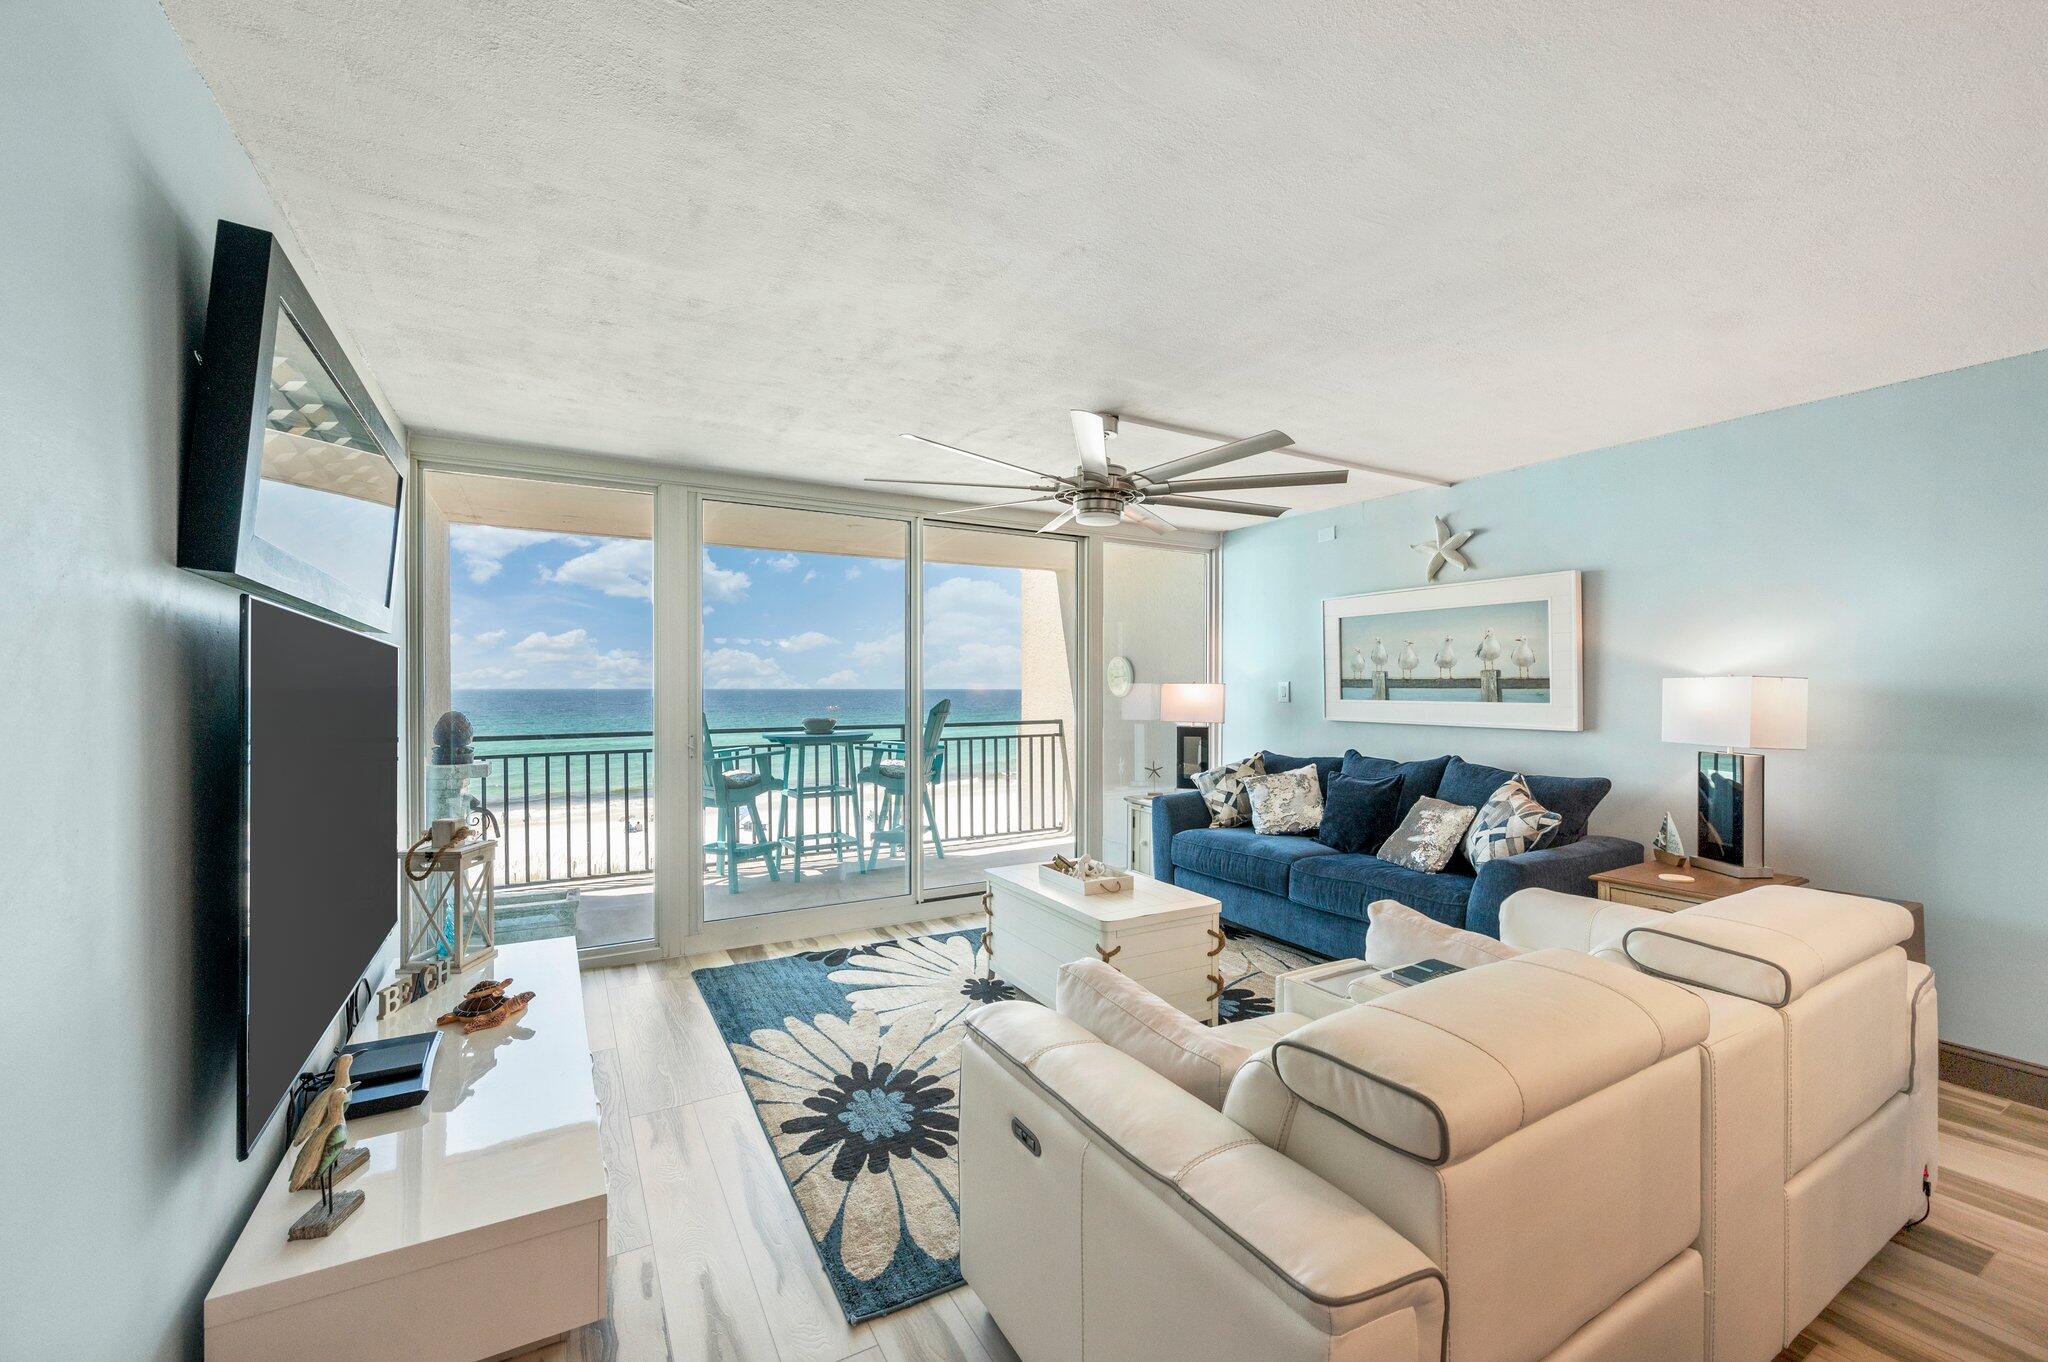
top-left (439, 978), bottom-right (535, 1033)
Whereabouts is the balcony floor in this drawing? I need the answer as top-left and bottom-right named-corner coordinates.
top-left (495, 830), bottom-right (1075, 949)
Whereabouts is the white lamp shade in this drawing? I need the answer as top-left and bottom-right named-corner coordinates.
top-left (1119, 682), bottom-right (1161, 721)
top-left (1661, 676), bottom-right (1808, 750)
top-left (1158, 682), bottom-right (1226, 724)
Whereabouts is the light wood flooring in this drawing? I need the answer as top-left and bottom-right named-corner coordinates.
top-left (515, 917), bottom-right (2048, 1362)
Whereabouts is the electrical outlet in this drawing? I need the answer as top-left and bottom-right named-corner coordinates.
top-left (1278, 681), bottom-right (1292, 702)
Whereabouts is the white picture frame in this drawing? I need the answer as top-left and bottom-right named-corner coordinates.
top-left (1322, 570), bottom-right (1583, 731)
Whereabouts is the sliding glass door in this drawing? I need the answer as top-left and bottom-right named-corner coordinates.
top-left (417, 469), bottom-right (658, 952)
top-left (698, 498), bottom-right (911, 920)
top-left (917, 524), bottom-right (1080, 899)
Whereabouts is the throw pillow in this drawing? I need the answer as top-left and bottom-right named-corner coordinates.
top-left (1244, 765), bottom-right (1324, 835)
top-left (1192, 754), bottom-right (1264, 828)
top-left (1258, 751), bottom-right (1341, 794)
top-left (1435, 757), bottom-right (1609, 846)
top-left (1377, 796), bottom-right (1479, 873)
top-left (1315, 774), bottom-right (1404, 854)
top-left (1464, 775), bottom-right (1564, 867)
top-left (1339, 751), bottom-right (1453, 818)
top-left (1364, 900), bottom-right (1525, 971)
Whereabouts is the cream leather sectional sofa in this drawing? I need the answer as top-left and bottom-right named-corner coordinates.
top-left (958, 885), bottom-right (1934, 1362)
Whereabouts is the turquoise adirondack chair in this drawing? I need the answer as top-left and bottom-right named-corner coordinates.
top-left (856, 700), bottom-right (950, 871)
top-left (702, 717), bottom-right (785, 892)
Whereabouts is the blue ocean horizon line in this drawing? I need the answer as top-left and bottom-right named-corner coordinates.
top-left (451, 686), bottom-right (1028, 741)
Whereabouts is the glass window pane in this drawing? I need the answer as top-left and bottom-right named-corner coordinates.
top-left (419, 470), bottom-right (657, 950)
top-left (1101, 542), bottom-right (1210, 869)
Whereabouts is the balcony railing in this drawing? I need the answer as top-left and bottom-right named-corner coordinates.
top-left (470, 717), bottom-right (1068, 888)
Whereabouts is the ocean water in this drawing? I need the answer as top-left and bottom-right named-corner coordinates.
top-left (446, 688), bottom-right (1037, 801)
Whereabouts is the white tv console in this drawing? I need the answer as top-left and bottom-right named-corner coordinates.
top-left (204, 937), bottom-right (606, 1362)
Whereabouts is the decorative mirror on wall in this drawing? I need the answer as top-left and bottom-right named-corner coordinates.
top-left (1322, 570), bottom-right (1583, 731)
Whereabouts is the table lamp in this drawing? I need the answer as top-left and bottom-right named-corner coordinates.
top-left (1158, 683), bottom-right (1225, 790)
top-left (1661, 675), bottom-right (1807, 878)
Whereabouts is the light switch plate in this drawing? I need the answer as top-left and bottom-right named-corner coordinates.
top-left (1316, 526), bottom-right (1338, 543)
top-left (1278, 681), bottom-right (1292, 702)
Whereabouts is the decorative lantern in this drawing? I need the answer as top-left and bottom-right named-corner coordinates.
top-left (400, 832), bottom-right (499, 971)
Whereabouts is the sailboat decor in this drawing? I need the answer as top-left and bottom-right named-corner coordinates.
top-left (1652, 812), bottom-right (1689, 867)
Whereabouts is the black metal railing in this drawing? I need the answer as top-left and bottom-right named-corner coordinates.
top-left (469, 718), bottom-right (1068, 887)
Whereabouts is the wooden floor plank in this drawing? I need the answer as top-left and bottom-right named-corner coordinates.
top-left (634, 1103), bottom-right (782, 1362)
top-left (584, 968), bottom-right (619, 1052)
top-left (593, 1048), bottom-right (652, 1256)
top-left (694, 1090), bottom-right (873, 1362)
top-left (868, 1294), bottom-right (994, 1362)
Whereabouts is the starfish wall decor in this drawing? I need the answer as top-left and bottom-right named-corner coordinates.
top-left (1410, 515), bottom-right (1476, 581)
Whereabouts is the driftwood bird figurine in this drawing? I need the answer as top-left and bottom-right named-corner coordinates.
top-left (289, 1053), bottom-right (354, 1191)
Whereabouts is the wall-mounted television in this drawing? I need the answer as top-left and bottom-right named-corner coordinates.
top-left (239, 596), bottom-right (399, 1158)
top-left (182, 221), bottom-right (404, 633)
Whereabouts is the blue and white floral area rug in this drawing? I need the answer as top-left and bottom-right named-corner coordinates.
top-left (691, 924), bottom-right (1320, 1323)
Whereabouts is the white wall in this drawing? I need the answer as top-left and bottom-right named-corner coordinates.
top-left (1219, 350), bottom-right (2048, 1065)
top-left (1100, 542), bottom-right (1212, 863)
top-left (0, 5), bottom-right (403, 1355)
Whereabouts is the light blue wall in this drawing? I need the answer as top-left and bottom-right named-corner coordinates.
top-left (1221, 350), bottom-right (2048, 1064)
top-left (0, 5), bottom-right (399, 1356)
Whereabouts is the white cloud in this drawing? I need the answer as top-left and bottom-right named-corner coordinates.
top-left (543, 538), bottom-right (652, 599)
top-left (448, 524), bottom-right (569, 583)
top-left (777, 630), bottom-right (836, 653)
top-left (511, 627), bottom-right (590, 662)
top-left (813, 669), bottom-right (859, 687)
top-left (703, 647), bottom-right (799, 689)
top-left (764, 553), bottom-right (799, 572)
top-left (453, 664), bottom-right (529, 687)
top-left (844, 566), bottom-right (862, 580)
top-left (802, 570), bottom-right (817, 583)
top-left (473, 628), bottom-right (506, 645)
top-left (849, 631), bottom-right (903, 667)
top-left (922, 576), bottom-right (1023, 687)
top-left (703, 553), bottom-right (751, 602)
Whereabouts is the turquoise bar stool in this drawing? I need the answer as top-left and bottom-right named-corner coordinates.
top-left (702, 717), bottom-right (784, 893)
top-left (857, 699), bottom-right (950, 871)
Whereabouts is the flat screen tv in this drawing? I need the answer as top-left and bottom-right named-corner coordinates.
top-left (239, 596), bottom-right (399, 1158)
top-left (183, 221), bottom-right (404, 633)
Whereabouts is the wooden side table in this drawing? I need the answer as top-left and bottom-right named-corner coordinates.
top-left (1590, 859), bottom-right (1807, 913)
top-left (1590, 860), bottom-right (1925, 964)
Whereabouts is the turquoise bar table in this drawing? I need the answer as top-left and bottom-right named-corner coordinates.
top-left (765, 730), bottom-right (874, 880)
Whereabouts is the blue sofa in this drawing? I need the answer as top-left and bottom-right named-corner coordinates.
top-left (1151, 750), bottom-right (1643, 959)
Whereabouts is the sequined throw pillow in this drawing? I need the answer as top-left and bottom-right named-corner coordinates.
top-left (1377, 796), bottom-right (1480, 874)
top-left (1244, 764), bottom-right (1325, 835)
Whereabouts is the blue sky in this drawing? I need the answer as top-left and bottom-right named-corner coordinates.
top-left (446, 528), bottom-right (1023, 690)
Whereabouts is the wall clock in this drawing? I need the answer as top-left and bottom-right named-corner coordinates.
top-left (1105, 655), bottom-right (1135, 698)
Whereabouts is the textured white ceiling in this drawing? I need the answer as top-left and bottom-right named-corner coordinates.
top-left (165, 0), bottom-right (2048, 530)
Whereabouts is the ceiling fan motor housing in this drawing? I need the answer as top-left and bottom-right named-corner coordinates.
top-left (1070, 488), bottom-right (1127, 526)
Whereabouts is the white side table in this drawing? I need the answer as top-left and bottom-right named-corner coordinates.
top-left (1124, 791), bottom-right (1160, 872)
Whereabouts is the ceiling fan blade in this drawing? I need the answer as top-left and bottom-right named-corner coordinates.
top-left (929, 496), bottom-right (1060, 519)
top-left (1070, 410), bottom-right (1110, 479)
top-left (1151, 469), bottom-right (1349, 494)
top-left (902, 433), bottom-right (1061, 481)
top-left (864, 477), bottom-right (1043, 490)
top-left (1133, 429), bottom-right (1292, 483)
top-left (1125, 502), bottom-right (1177, 534)
top-left (1148, 494), bottom-right (1288, 518)
top-left (1034, 507), bottom-right (1079, 535)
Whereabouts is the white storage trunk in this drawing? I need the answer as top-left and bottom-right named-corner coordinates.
top-left (982, 863), bottom-right (1225, 1023)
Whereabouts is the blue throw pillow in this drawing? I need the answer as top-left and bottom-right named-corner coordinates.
top-left (1339, 751), bottom-right (1452, 818)
top-left (1435, 757), bottom-right (1610, 846)
top-left (1315, 774), bottom-right (1405, 854)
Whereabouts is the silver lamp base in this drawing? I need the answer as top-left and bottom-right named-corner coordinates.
top-left (1693, 750), bottom-right (1774, 878)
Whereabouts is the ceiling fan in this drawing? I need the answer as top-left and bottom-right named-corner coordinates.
top-left (868, 411), bottom-right (1348, 533)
